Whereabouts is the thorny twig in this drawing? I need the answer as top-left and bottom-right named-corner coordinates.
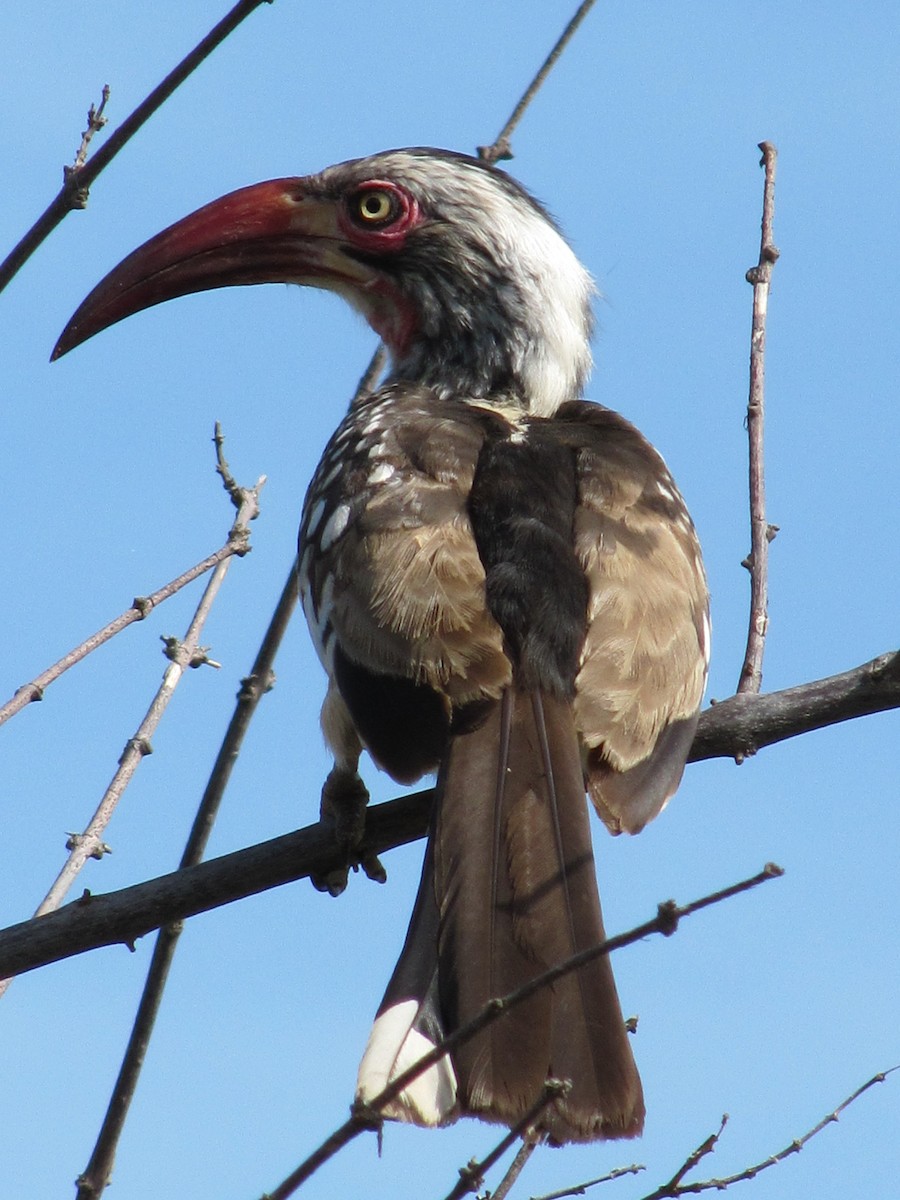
top-left (737, 141), bottom-right (780, 697)
top-left (257, 866), bottom-right (781, 1200)
top-left (0, 438), bottom-right (263, 1000)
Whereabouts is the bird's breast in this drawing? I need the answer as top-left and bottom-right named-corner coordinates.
top-left (297, 384), bottom-right (511, 704)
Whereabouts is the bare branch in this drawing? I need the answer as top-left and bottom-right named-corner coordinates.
top-left (355, 344), bottom-right (389, 399)
top-left (258, 866), bottom-right (781, 1200)
top-left (3, 642), bottom-right (899, 979)
top-left (737, 142), bottom-right (780, 695)
top-left (0, 0), bottom-right (274, 294)
top-left (74, 445), bottom-right (283, 1200)
top-left (690, 650), bottom-right (900, 763)
top-left (0, 451), bottom-right (263, 998)
top-left (491, 1135), bottom-right (542, 1200)
top-left (531, 1162), bottom-right (645, 1200)
top-left (0, 522), bottom-right (254, 730)
top-left (443, 1083), bottom-right (565, 1200)
top-left (635, 1068), bottom-right (897, 1198)
top-left (479, 0), bottom-right (600, 164)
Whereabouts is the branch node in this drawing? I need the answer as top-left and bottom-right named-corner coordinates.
top-left (120, 736), bottom-right (153, 762)
top-left (132, 595), bottom-right (154, 619)
top-left (478, 136), bottom-right (513, 163)
top-left (657, 899), bottom-right (680, 936)
top-left (77, 889), bottom-right (93, 906)
top-left (65, 833), bottom-right (113, 860)
top-left (349, 1099), bottom-right (384, 1134)
top-left (238, 670), bottom-right (276, 704)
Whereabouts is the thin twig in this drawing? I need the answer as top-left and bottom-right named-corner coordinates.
top-left (492, 1135), bottom-right (543, 1200)
top-left (0, 527), bottom-right (253, 729)
top-left (354, 344), bottom-right (388, 400)
top-left (0, 448), bottom-right (263, 998)
top-left (69, 85), bottom-right (111, 177)
top-left (258, 866), bottom-right (781, 1200)
top-left (531, 1162), bottom-right (645, 1200)
top-left (635, 1068), bottom-right (897, 1198)
top-left (0, 0), bottom-right (273, 294)
top-left (737, 141), bottom-right (780, 695)
top-left (75, 553), bottom-right (295, 1200)
top-left (443, 1083), bottom-right (567, 1200)
top-left (479, 0), bottom-right (600, 163)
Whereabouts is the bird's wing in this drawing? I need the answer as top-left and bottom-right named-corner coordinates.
top-left (556, 401), bottom-right (710, 834)
top-left (298, 383), bottom-right (510, 781)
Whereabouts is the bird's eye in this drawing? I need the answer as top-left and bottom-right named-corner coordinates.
top-left (352, 188), bottom-right (398, 226)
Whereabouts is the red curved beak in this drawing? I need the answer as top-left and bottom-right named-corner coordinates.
top-left (52, 178), bottom-right (365, 360)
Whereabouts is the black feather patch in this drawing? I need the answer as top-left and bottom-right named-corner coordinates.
top-left (333, 645), bottom-right (450, 783)
top-left (468, 423), bottom-right (589, 695)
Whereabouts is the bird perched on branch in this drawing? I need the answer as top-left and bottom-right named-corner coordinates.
top-left (55, 148), bottom-right (709, 1145)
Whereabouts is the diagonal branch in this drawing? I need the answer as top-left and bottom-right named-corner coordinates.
top-left (442, 1082), bottom-right (565, 1200)
top-left (1, 647), bottom-right (898, 979)
top-left (0, 443), bottom-right (263, 999)
top-left (73, 435), bottom-right (284, 1200)
top-left (689, 650), bottom-right (900, 763)
top-left (0, 0), bottom-right (274, 294)
top-left (635, 1067), bottom-right (897, 1198)
top-left (478, 0), bottom-right (600, 164)
top-left (259, 866), bottom-right (781, 1200)
top-left (0, 515), bottom-right (254, 729)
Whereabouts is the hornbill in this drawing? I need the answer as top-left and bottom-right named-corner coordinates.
top-left (54, 148), bottom-right (709, 1144)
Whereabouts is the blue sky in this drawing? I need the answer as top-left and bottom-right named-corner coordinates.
top-left (2, 3), bottom-right (898, 1198)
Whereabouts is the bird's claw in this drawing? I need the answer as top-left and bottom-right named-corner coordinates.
top-left (310, 767), bottom-right (386, 895)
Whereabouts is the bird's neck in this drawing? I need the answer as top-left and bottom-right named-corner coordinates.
top-left (385, 307), bottom-right (591, 416)
top-left (372, 222), bottom-right (595, 416)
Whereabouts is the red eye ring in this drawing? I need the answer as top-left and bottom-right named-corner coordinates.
top-left (340, 180), bottom-right (420, 248)
top-left (352, 187), bottom-right (398, 226)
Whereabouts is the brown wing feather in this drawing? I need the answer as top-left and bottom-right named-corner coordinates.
top-left (312, 388), bottom-right (510, 708)
top-left (555, 403), bottom-right (710, 834)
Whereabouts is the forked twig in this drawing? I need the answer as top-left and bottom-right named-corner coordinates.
top-left (737, 141), bottom-right (780, 696)
top-left (75, 552), bottom-right (295, 1200)
top-left (443, 1082), bottom-right (566, 1200)
top-left (0, 438), bottom-right (263, 1000)
top-left (633, 1067), bottom-right (897, 1199)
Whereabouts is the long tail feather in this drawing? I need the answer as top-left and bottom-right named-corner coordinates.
top-left (358, 689), bottom-right (644, 1143)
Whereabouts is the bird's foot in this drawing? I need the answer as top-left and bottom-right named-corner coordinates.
top-left (311, 767), bottom-right (387, 896)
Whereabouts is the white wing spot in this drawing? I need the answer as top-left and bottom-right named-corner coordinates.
top-left (367, 462), bottom-right (396, 485)
top-left (304, 498), bottom-right (326, 536)
top-left (320, 503), bottom-right (351, 551)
